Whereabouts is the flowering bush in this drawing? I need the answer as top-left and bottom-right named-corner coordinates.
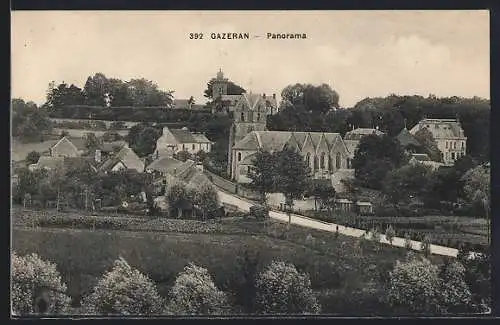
top-left (439, 261), bottom-right (473, 313)
top-left (386, 254), bottom-right (441, 314)
top-left (81, 257), bottom-right (164, 315)
top-left (11, 252), bottom-right (71, 315)
top-left (166, 263), bottom-right (229, 315)
top-left (255, 260), bottom-right (320, 314)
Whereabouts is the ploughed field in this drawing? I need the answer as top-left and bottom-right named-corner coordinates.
top-left (11, 207), bottom-right (449, 314)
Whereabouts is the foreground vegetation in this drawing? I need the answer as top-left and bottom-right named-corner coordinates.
top-left (11, 207), bottom-right (491, 316)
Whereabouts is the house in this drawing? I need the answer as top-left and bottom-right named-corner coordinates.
top-left (409, 118), bottom-right (467, 165)
top-left (230, 130), bottom-right (350, 184)
top-left (154, 126), bottom-right (213, 158)
top-left (408, 153), bottom-right (445, 171)
top-left (97, 146), bottom-right (145, 173)
top-left (93, 141), bottom-right (128, 164)
top-left (395, 127), bottom-right (421, 153)
top-left (30, 156), bottom-right (97, 172)
top-left (49, 136), bottom-right (86, 157)
top-left (335, 198), bottom-right (354, 213)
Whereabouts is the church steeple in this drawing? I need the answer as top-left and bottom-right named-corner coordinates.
top-left (216, 68), bottom-right (224, 80)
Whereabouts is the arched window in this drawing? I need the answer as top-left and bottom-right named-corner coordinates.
top-left (314, 155), bottom-right (319, 171)
top-left (240, 112), bottom-right (245, 122)
top-left (238, 152), bottom-right (242, 162)
top-left (257, 113), bottom-right (261, 121)
top-left (336, 152), bottom-right (342, 169)
top-left (320, 152), bottom-right (325, 169)
top-left (306, 152), bottom-right (311, 167)
top-left (328, 155), bottom-right (333, 172)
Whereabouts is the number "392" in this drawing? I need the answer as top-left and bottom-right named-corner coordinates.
top-left (189, 33), bottom-right (204, 39)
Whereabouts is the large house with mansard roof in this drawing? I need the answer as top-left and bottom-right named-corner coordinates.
top-left (230, 130), bottom-right (351, 184)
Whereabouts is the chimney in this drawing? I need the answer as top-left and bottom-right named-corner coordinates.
top-left (263, 93), bottom-right (266, 98)
top-left (273, 93), bottom-right (276, 99)
top-left (95, 149), bottom-right (102, 163)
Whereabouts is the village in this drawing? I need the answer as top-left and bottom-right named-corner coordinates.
top-left (10, 10), bottom-right (491, 318)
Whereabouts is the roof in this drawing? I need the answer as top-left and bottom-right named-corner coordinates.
top-left (99, 141), bottom-right (128, 152)
top-left (36, 156), bottom-right (64, 169)
top-left (335, 198), bottom-right (353, 204)
top-left (344, 140), bottom-right (359, 157)
top-left (396, 128), bottom-right (421, 148)
top-left (98, 146), bottom-right (143, 172)
top-left (234, 131), bottom-right (344, 153)
top-left (51, 136), bottom-right (79, 153)
top-left (173, 99), bottom-right (190, 109)
top-left (62, 156), bottom-right (97, 171)
top-left (409, 118), bottom-right (466, 139)
top-left (356, 201), bottom-right (373, 206)
top-left (146, 156), bottom-right (185, 174)
top-left (240, 153), bottom-right (257, 165)
top-left (344, 128), bottom-right (384, 140)
top-left (191, 133), bottom-right (211, 143)
top-left (67, 137), bottom-right (87, 151)
top-left (411, 153), bottom-right (431, 162)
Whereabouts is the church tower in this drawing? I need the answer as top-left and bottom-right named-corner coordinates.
top-left (226, 92), bottom-right (276, 178)
top-left (213, 68), bottom-right (229, 98)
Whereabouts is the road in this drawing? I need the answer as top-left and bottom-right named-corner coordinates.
top-left (217, 190), bottom-right (460, 258)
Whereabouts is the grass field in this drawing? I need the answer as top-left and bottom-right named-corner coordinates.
top-left (11, 138), bottom-right (60, 162)
top-left (11, 208), bottom-right (447, 314)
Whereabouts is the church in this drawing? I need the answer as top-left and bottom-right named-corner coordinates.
top-left (211, 69), bottom-right (352, 184)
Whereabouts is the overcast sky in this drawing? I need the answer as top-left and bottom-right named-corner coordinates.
top-left (11, 10), bottom-right (489, 107)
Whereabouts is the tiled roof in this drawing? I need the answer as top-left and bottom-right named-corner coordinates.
top-left (232, 133), bottom-right (260, 150)
top-left (173, 99), bottom-right (190, 109)
top-left (99, 141), bottom-right (128, 152)
top-left (63, 156), bottom-right (97, 171)
top-left (98, 147), bottom-right (142, 172)
top-left (344, 128), bottom-right (384, 141)
top-left (255, 131), bottom-right (293, 151)
top-left (67, 137), bottom-right (87, 151)
top-left (191, 133), bottom-right (211, 143)
top-left (36, 156), bottom-right (65, 169)
top-left (147, 156), bottom-right (185, 174)
top-left (396, 128), bottom-right (421, 148)
top-left (169, 129), bottom-right (196, 143)
top-left (409, 119), bottom-right (465, 139)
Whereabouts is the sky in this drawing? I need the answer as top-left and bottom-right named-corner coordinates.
top-left (11, 10), bottom-right (490, 107)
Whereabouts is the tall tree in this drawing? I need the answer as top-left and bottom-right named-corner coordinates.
top-left (83, 73), bottom-right (110, 106)
top-left (382, 164), bottom-right (432, 204)
top-left (281, 83), bottom-right (339, 113)
top-left (274, 148), bottom-right (311, 226)
top-left (45, 82), bottom-right (86, 108)
top-left (414, 128), bottom-right (443, 162)
top-left (12, 98), bottom-right (52, 141)
top-left (248, 149), bottom-right (277, 204)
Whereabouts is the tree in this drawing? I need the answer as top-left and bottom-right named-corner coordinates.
top-left (281, 83), bottom-right (339, 113)
top-left (248, 149), bottom-right (277, 204)
top-left (127, 78), bottom-right (174, 107)
top-left (11, 252), bottom-right (71, 315)
top-left (461, 165), bottom-right (490, 244)
top-left (82, 73), bottom-right (110, 106)
top-left (45, 82), bottom-right (86, 108)
top-left (386, 254), bottom-right (442, 314)
top-left (102, 131), bottom-right (123, 142)
top-left (82, 257), bottom-right (164, 315)
top-left (109, 121), bottom-right (126, 130)
top-left (12, 98), bottom-right (52, 141)
top-left (126, 124), bottom-right (162, 157)
top-left (203, 78), bottom-right (246, 100)
top-left (414, 128), bottom-right (443, 162)
top-left (382, 164), bottom-right (432, 204)
top-left (25, 151), bottom-right (41, 165)
top-left (352, 134), bottom-right (405, 189)
top-left (165, 182), bottom-right (193, 218)
top-left (438, 261), bottom-right (473, 313)
top-left (385, 225), bottom-right (396, 244)
top-left (84, 132), bottom-right (101, 150)
top-left (310, 181), bottom-right (336, 211)
top-left (254, 260), bottom-right (320, 314)
top-left (274, 148), bottom-right (311, 226)
top-left (193, 183), bottom-right (220, 220)
top-left (166, 263), bottom-right (229, 315)
top-left (226, 249), bottom-right (261, 313)
top-left (174, 150), bottom-right (191, 162)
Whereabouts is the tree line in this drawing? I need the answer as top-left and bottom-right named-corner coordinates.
top-left (11, 249), bottom-right (489, 316)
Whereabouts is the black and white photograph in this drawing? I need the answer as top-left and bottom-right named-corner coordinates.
top-left (10, 10), bottom-right (491, 317)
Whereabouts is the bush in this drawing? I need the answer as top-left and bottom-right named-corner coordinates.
top-left (166, 263), bottom-right (229, 315)
top-left (386, 254), bottom-right (442, 314)
top-left (255, 260), bottom-right (320, 314)
top-left (385, 225), bottom-right (396, 244)
top-left (11, 252), bottom-right (71, 315)
top-left (82, 257), bottom-right (164, 315)
top-left (249, 205), bottom-right (269, 220)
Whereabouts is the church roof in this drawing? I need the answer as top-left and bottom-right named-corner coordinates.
top-left (233, 131), bottom-right (345, 153)
top-left (396, 128), bottom-right (421, 147)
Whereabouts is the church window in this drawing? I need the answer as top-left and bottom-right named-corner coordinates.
top-left (247, 166), bottom-right (251, 174)
top-left (320, 152), bottom-right (325, 169)
top-left (306, 152), bottom-right (311, 167)
top-left (192, 144), bottom-right (195, 150)
top-left (240, 112), bottom-right (245, 122)
top-left (336, 152), bottom-right (342, 169)
top-left (238, 152), bottom-right (241, 162)
top-left (314, 156), bottom-right (319, 171)
top-left (453, 142), bottom-right (457, 149)
top-left (257, 113), bottom-right (261, 121)
top-left (328, 155), bottom-right (333, 172)
top-left (446, 142), bottom-right (448, 149)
